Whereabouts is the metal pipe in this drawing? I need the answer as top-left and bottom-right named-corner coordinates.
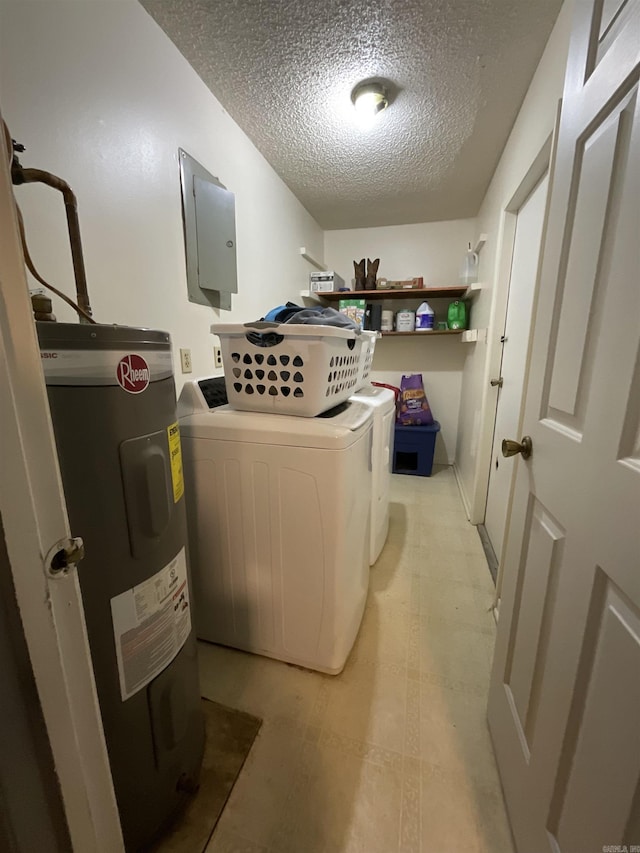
top-left (11, 164), bottom-right (93, 322)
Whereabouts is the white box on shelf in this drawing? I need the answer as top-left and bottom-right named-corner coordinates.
top-left (309, 271), bottom-right (347, 292)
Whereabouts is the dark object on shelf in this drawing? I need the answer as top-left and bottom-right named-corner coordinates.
top-left (393, 421), bottom-right (441, 477)
top-left (364, 303), bottom-right (382, 331)
top-left (353, 258), bottom-right (366, 291)
top-left (366, 258), bottom-right (380, 289)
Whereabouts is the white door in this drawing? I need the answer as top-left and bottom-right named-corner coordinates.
top-left (487, 0), bottom-right (640, 851)
top-left (0, 107), bottom-right (123, 850)
top-left (484, 173), bottom-right (549, 562)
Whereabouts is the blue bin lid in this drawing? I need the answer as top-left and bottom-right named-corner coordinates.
top-left (394, 420), bottom-right (440, 433)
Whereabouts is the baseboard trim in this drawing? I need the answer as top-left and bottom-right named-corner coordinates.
top-left (477, 523), bottom-right (499, 585)
top-left (453, 463), bottom-right (472, 521)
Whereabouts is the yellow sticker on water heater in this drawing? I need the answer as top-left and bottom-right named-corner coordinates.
top-left (167, 421), bottom-right (184, 503)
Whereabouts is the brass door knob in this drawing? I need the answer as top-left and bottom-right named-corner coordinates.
top-left (501, 436), bottom-right (532, 459)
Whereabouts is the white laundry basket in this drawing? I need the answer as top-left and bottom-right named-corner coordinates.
top-left (358, 330), bottom-right (379, 388)
top-left (212, 322), bottom-right (376, 417)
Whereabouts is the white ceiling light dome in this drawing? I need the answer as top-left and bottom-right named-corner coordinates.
top-left (351, 81), bottom-right (389, 117)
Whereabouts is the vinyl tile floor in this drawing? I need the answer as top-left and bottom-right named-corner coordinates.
top-left (198, 466), bottom-right (514, 853)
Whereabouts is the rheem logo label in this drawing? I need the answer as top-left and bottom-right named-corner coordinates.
top-left (116, 354), bottom-right (150, 394)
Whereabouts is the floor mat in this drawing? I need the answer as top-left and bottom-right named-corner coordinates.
top-left (150, 698), bottom-right (262, 853)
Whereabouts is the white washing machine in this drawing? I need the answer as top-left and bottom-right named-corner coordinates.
top-left (178, 379), bottom-right (372, 674)
top-left (350, 385), bottom-right (396, 565)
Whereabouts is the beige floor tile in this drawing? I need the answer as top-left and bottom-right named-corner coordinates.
top-left (465, 553), bottom-right (499, 592)
top-left (198, 642), bottom-right (253, 707)
top-left (207, 722), bottom-right (305, 848)
top-left (270, 739), bottom-right (403, 853)
top-left (349, 600), bottom-right (410, 668)
top-left (391, 466), bottom-right (459, 498)
top-left (431, 525), bottom-right (486, 557)
top-left (320, 664), bottom-right (411, 756)
top-left (419, 761), bottom-right (515, 853)
top-left (420, 575), bottom-right (480, 618)
top-left (420, 763), bottom-right (483, 853)
top-left (420, 682), bottom-right (501, 788)
top-left (387, 500), bottom-right (411, 541)
top-left (368, 559), bottom-right (416, 612)
top-left (419, 618), bottom-right (493, 690)
top-left (200, 647), bottom-right (324, 732)
top-left (417, 492), bottom-right (470, 514)
top-left (419, 577), bottom-right (496, 633)
top-left (474, 787), bottom-right (516, 853)
top-left (419, 508), bottom-right (472, 533)
top-left (399, 753), bottom-right (422, 853)
top-left (205, 827), bottom-right (268, 853)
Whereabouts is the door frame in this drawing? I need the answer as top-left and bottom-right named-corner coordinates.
top-left (483, 125), bottom-right (558, 607)
top-left (463, 128), bottom-right (558, 529)
top-left (0, 107), bottom-right (123, 850)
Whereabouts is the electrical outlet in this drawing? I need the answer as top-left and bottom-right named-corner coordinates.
top-left (213, 346), bottom-right (222, 369)
top-left (180, 348), bottom-right (192, 373)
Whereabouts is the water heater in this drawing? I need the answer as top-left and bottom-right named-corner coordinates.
top-left (37, 321), bottom-right (204, 850)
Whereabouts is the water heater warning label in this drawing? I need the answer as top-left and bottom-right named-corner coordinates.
top-left (167, 421), bottom-right (184, 503)
top-left (111, 548), bottom-right (191, 701)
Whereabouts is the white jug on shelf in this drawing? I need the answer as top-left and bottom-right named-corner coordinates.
top-left (459, 243), bottom-right (479, 286)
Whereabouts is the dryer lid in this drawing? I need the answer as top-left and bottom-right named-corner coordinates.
top-left (179, 401), bottom-right (372, 449)
top-left (351, 385), bottom-right (397, 411)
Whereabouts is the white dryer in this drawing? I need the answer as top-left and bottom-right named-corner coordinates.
top-left (178, 379), bottom-right (372, 675)
top-left (350, 385), bottom-right (396, 565)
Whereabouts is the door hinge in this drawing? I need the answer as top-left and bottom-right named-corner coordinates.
top-left (45, 537), bottom-right (85, 578)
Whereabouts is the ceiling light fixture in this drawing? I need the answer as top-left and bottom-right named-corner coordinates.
top-left (351, 81), bottom-right (388, 118)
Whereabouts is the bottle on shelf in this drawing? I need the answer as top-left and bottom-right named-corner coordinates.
top-left (415, 301), bottom-right (435, 331)
top-left (460, 243), bottom-right (479, 286)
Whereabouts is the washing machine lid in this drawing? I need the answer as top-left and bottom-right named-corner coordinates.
top-left (351, 385), bottom-right (397, 411)
top-left (180, 401), bottom-right (372, 449)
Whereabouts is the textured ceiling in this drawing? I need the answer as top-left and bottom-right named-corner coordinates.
top-left (140, 0), bottom-right (562, 229)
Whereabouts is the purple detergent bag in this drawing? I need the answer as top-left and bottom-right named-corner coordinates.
top-left (398, 374), bottom-right (435, 426)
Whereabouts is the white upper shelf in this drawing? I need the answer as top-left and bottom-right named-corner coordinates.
top-left (299, 247), bottom-right (326, 271)
top-left (474, 234), bottom-right (488, 254)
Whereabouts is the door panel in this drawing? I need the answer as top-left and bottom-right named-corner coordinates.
top-left (504, 498), bottom-right (565, 753)
top-left (547, 574), bottom-right (640, 853)
top-left (595, 0), bottom-right (635, 68)
top-left (618, 348), bottom-right (640, 467)
top-left (544, 92), bottom-right (636, 435)
top-left (488, 1), bottom-right (640, 851)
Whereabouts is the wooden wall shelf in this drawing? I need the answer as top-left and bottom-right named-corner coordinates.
top-left (381, 330), bottom-right (462, 337)
top-left (305, 286), bottom-right (468, 302)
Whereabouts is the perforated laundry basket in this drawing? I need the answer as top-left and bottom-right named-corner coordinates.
top-left (212, 323), bottom-right (376, 417)
top-left (358, 331), bottom-right (378, 388)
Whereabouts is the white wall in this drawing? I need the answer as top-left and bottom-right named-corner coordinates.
top-left (0, 0), bottom-right (323, 393)
top-left (455, 0), bottom-right (573, 519)
top-left (325, 220), bottom-right (475, 464)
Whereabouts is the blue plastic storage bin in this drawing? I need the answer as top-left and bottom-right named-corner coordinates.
top-left (393, 421), bottom-right (441, 477)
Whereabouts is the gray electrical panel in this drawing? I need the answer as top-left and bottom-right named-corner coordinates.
top-left (179, 148), bottom-right (238, 311)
